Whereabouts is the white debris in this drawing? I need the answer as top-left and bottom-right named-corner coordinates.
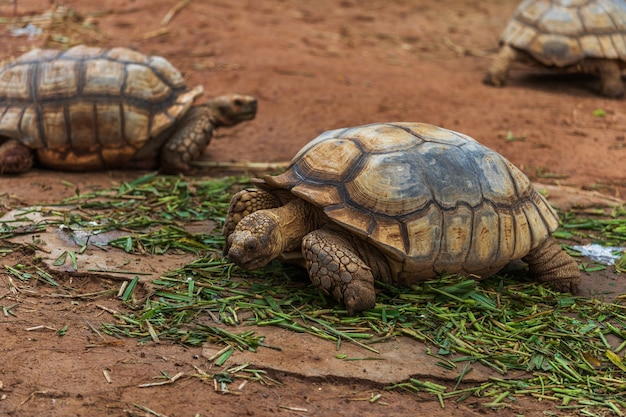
top-left (10, 23), bottom-right (42, 39)
top-left (573, 244), bottom-right (625, 266)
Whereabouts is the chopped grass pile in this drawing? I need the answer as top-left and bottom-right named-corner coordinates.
top-left (2, 174), bottom-right (626, 413)
top-left (105, 259), bottom-right (626, 413)
top-left (2, 173), bottom-right (243, 253)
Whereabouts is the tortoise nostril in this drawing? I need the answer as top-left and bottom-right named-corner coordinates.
top-left (244, 238), bottom-right (258, 252)
top-left (227, 246), bottom-right (242, 262)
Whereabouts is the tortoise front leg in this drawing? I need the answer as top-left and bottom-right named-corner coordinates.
top-left (483, 44), bottom-right (520, 87)
top-left (223, 188), bottom-right (281, 254)
top-left (523, 236), bottom-right (581, 293)
top-left (0, 139), bottom-right (33, 174)
top-left (302, 229), bottom-right (378, 315)
top-left (160, 107), bottom-right (214, 173)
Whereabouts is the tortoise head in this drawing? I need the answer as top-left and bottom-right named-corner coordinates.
top-left (205, 94), bottom-right (257, 127)
top-left (225, 210), bottom-right (283, 270)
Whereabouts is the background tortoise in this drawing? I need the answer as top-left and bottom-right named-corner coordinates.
top-left (0, 45), bottom-right (257, 174)
top-left (483, 0), bottom-right (626, 98)
top-left (224, 122), bottom-right (581, 314)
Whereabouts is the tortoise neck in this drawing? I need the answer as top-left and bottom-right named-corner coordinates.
top-left (273, 198), bottom-right (318, 252)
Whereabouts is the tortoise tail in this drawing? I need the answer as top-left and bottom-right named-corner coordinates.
top-left (523, 236), bottom-right (581, 293)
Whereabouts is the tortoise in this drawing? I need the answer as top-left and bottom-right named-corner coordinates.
top-left (223, 122), bottom-right (581, 314)
top-left (483, 0), bottom-right (626, 98)
top-left (0, 45), bottom-right (257, 174)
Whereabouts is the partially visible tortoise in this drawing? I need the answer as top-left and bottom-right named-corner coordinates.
top-left (0, 45), bottom-right (257, 174)
top-left (224, 122), bottom-right (581, 314)
top-left (483, 0), bottom-right (626, 97)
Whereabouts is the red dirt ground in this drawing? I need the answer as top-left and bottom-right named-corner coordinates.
top-left (1, 1), bottom-right (625, 416)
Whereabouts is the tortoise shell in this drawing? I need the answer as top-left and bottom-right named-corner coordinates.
top-left (500, 0), bottom-right (626, 67)
top-left (0, 45), bottom-right (202, 169)
top-left (262, 122), bottom-right (560, 281)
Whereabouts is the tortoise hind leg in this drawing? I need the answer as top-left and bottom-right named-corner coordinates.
top-left (0, 139), bottom-right (33, 174)
top-left (523, 236), bottom-right (580, 293)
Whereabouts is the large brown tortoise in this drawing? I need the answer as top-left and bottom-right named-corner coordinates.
top-left (483, 0), bottom-right (626, 98)
top-left (0, 45), bottom-right (257, 174)
top-left (224, 122), bottom-right (581, 314)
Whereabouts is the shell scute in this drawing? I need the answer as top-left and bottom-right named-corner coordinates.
top-left (18, 106), bottom-right (42, 148)
top-left (101, 147), bottom-right (136, 165)
top-left (293, 138), bottom-right (363, 183)
top-left (95, 102), bottom-right (124, 146)
top-left (345, 150), bottom-right (432, 215)
top-left (517, 0), bottom-right (551, 23)
top-left (498, 210), bottom-right (516, 261)
top-left (345, 123), bottom-right (423, 152)
top-left (37, 60), bottom-right (79, 100)
top-left (41, 108), bottom-right (68, 149)
top-left (404, 122), bottom-right (468, 146)
top-left (123, 63), bottom-right (173, 103)
top-left (416, 142), bottom-right (483, 209)
top-left (0, 63), bottom-right (32, 100)
top-left (122, 103), bottom-right (150, 146)
top-left (367, 217), bottom-right (406, 259)
top-left (320, 204), bottom-right (375, 240)
top-left (503, 158), bottom-right (532, 197)
top-left (404, 204), bottom-right (442, 259)
top-left (291, 183), bottom-right (343, 209)
top-left (62, 45), bottom-right (103, 59)
top-left (105, 47), bottom-right (147, 63)
top-left (472, 153), bottom-right (519, 205)
top-left (148, 55), bottom-right (186, 88)
top-left (436, 205), bottom-right (474, 270)
top-left (0, 106), bottom-right (24, 138)
top-left (531, 34), bottom-right (583, 64)
top-left (538, 5), bottom-right (584, 35)
top-left (83, 59), bottom-right (125, 95)
top-left (68, 102), bottom-right (98, 147)
top-left (511, 206), bottom-right (533, 260)
top-left (469, 205), bottom-right (501, 265)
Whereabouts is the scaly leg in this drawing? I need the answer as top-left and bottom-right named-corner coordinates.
top-left (302, 229), bottom-right (379, 314)
top-left (523, 236), bottom-right (580, 293)
top-left (483, 44), bottom-right (519, 87)
top-left (161, 107), bottom-right (214, 173)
